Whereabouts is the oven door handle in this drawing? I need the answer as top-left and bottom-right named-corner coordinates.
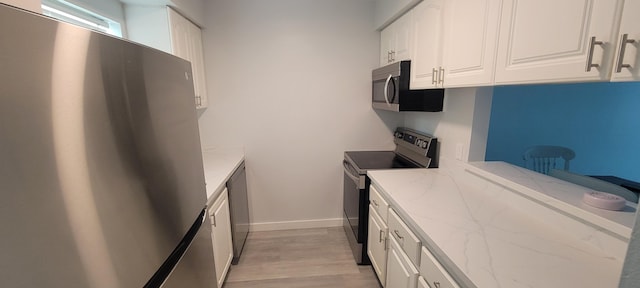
top-left (343, 160), bottom-right (365, 189)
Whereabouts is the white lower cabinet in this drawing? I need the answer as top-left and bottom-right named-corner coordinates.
top-left (420, 246), bottom-right (460, 288)
top-left (367, 204), bottom-right (388, 286)
top-left (386, 236), bottom-right (420, 288)
top-left (209, 189), bottom-right (233, 288)
top-left (368, 184), bottom-right (460, 288)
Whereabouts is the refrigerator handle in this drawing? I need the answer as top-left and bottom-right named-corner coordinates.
top-left (144, 209), bottom-right (206, 288)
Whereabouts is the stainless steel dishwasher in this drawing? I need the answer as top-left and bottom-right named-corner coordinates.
top-left (226, 161), bottom-right (249, 264)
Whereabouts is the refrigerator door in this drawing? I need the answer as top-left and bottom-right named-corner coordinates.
top-left (0, 5), bottom-right (215, 288)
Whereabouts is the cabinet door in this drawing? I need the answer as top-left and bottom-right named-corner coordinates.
top-left (386, 237), bottom-right (419, 288)
top-left (393, 13), bottom-right (413, 64)
top-left (381, 25), bottom-right (395, 66)
top-left (367, 205), bottom-right (388, 286)
top-left (380, 12), bottom-right (412, 66)
top-left (610, 0), bottom-right (640, 81)
top-left (187, 23), bottom-right (208, 108)
top-left (410, 0), bottom-right (444, 89)
top-left (494, 0), bottom-right (622, 84)
top-left (210, 189), bottom-right (233, 288)
top-left (168, 8), bottom-right (191, 61)
top-left (168, 8), bottom-right (208, 108)
top-left (441, 0), bottom-right (500, 87)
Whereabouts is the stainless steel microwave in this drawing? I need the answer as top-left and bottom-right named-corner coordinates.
top-left (372, 60), bottom-right (444, 112)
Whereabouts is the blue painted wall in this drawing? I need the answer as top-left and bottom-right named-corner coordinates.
top-left (485, 82), bottom-right (640, 182)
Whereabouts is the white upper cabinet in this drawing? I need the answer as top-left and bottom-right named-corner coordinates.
top-left (440, 0), bottom-right (501, 87)
top-left (168, 8), bottom-right (208, 108)
top-left (610, 0), bottom-right (640, 81)
top-left (409, 0), bottom-right (444, 89)
top-left (494, 0), bottom-right (623, 85)
top-left (380, 12), bottom-right (413, 66)
top-left (409, 0), bottom-right (500, 89)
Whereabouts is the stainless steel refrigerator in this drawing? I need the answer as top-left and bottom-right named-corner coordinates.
top-left (0, 4), bottom-right (216, 288)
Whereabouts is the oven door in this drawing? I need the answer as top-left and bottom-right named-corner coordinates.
top-left (343, 160), bottom-right (364, 239)
top-left (343, 160), bottom-right (371, 264)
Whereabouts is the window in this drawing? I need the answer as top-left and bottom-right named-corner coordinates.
top-left (41, 0), bottom-right (123, 37)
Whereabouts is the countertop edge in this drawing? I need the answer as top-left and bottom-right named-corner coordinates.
top-left (368, 168), bottom-right (478, 288)
top-left (465, 162), bottom-right (633, 239)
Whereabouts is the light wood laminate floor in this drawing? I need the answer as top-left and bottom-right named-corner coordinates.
top-left (223, 227), bottom-right (381, 288)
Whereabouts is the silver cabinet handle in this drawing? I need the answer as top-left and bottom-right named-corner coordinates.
top-left (393, 229), bottom-right (403, 240)
top-left (432, 68), bottom-right (438, 85)
top-left (585, 36), bottom-right (604, 72)
top-left (211, 215), bottom-right (216, 227)
top-left (391, 50), bottom-right (395, 62)
top-left (433, 281), bottom-right (441, 288)
top-left (438, 66), bottom-right (445, 85)
top-left (379, 230), bottom-right (385, 243)
top-left (387, 51), bottom-right (392, 63)
top-left (616, 33), bottom-right (637, 73)
top-left (372, 199), bottom-right (379, 207)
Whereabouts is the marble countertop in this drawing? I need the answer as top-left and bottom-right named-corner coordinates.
top-left (201, 147), bottom-right (245, 203)
top-left (368, 159), bottom-right (635, 288)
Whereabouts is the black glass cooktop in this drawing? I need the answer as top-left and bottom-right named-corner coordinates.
top-left (345, 151), bottom-right (421, 171)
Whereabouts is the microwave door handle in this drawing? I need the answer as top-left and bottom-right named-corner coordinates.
top-left (383, 74), bottom-right (392, 106)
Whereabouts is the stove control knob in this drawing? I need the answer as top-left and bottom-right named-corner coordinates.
top-left (421, 141), bottom-right (428, 149)
top-left (416, 139), bottom-right (422, 146)
top-left (395, 132), bottom-right (404, 139)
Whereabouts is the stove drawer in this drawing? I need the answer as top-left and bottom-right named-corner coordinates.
top-left (369, 185), bottom-right (389, 223)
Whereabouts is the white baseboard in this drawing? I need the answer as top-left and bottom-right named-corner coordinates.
top-left (250, 218), bottom-right (344, 232)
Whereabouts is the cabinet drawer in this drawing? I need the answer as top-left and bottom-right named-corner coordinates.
top-left (420, 246), bottom-right (459, 288)
top-left (370, 185), bottom-right (389, 223)
top-left (388, 208), bottom-right (421, 267)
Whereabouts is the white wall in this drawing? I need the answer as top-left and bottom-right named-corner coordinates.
top-left (1, 0), bottom-right (40, 12)
top-left (199, 0), bottom-right (402, 230)
top-left (404, 87), bottom-right (493, 162)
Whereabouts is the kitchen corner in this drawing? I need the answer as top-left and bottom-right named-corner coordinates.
top-left (368, 158), bottom-right (635, 288)
top-left (200, 147), bottom-right (247, 286)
